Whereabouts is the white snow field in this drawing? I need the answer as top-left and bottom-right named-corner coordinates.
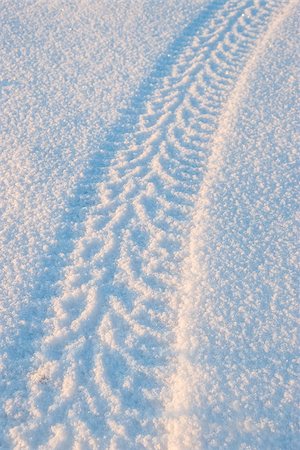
top-left (0, 0), bottom-right (299, 449)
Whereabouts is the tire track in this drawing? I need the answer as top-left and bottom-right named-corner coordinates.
top-left (8, 1), bottom-right (290, 448)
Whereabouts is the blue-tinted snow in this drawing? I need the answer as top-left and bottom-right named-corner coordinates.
top-left (0, 0), bottom-right (298, 448)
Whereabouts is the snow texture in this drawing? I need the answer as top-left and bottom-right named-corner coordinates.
top-left (0, 0), bottom-right (299, 449)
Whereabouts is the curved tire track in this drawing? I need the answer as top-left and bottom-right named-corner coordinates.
top-left (8, 1), bottom-right (291, 448)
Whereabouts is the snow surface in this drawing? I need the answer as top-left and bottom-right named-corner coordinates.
top-left (0, 0), bottom-right (299, 449)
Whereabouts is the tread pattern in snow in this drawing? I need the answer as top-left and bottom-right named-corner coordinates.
top-left (4, 1), bottom-right (295, 448)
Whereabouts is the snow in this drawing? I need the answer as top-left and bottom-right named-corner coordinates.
top-left (167, 2), bottom-right (299, 448)
top-left (0, 0), bottom-right (299, 448)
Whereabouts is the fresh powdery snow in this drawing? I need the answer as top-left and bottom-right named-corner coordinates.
top-left (0, 0), bottom-right (299, 449)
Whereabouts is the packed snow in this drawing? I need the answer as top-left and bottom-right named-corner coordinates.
top-left (0, 0), bottom-right (299, 449)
